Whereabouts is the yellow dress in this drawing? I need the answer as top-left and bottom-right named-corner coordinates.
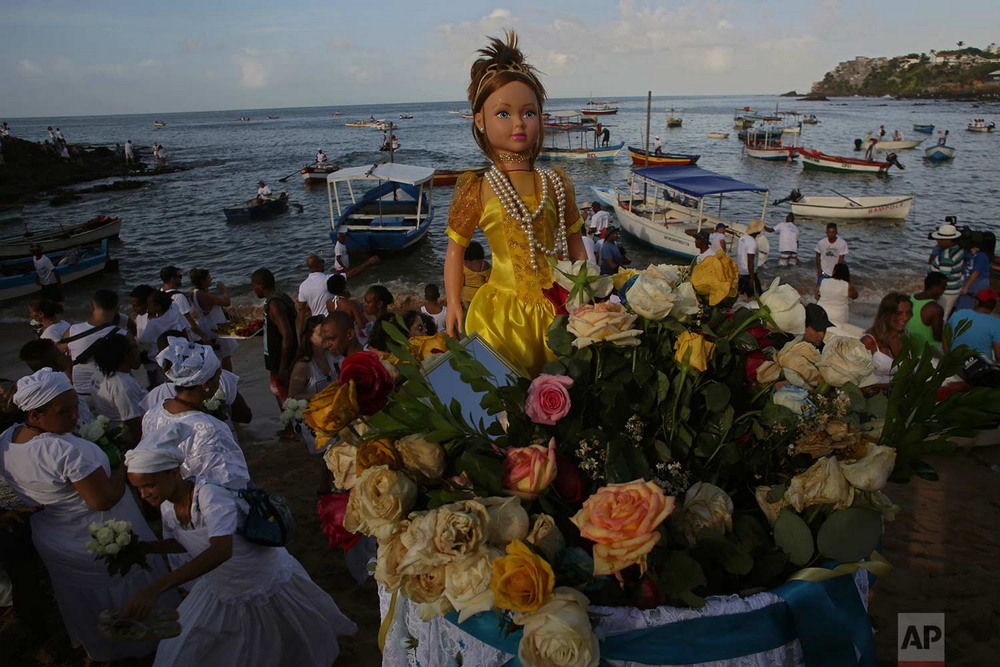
top-left (447, 168), bottom-right (583, 377)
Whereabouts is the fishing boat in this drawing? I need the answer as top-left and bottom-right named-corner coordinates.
top-left (592, 166), bottom-right (768, 259)
top-left (924, 144), bottom-right (956, 161)
top-left (666, 109), bottom-right (683, 128)
top-left (300, 164), bottom-right (340, 183)
top-left (967, 122), bottom-right (996, 132)
top-left (913, 124), bottom-right (934, 134)
top-left (627, 146), bottom-right (700, 166)
top-left (0, 205), bottom-right (24, 223)
top-left (399, 114), bottom-right (414, 120)
top-left (0, 240), bottom-right (111, 303)
top-left (460, 113), bottom-right (474, 119)
top-left (707, 132), bottom-right (729, 139)
top-left (862, 138), bottom-right (923, 151)
top-left (581, 100), bottom-right (619, 116)
top-left (800, 148), bottom-right (904, 175)
top-left (447, 110), bottom-right (463, 115)
top-left (432, 166), bottom-right (489, 187)
top-left (0, 215), bottom-right (122, 259)
top-left (789, 195), bottom-right (914, 220)
top-left (802, 115), bottom-right (820, 125)
top-left (327, 163), bottom-right (435, 253)
top-left (153, 120), bottom-right (166, 127)
top-left (267, 115), bottom-right (279, 119)
top-left (237, 116), bottom-right (251, 122)
top-left (743, 129), bottom-right (799, 161)
top-left (345, 120), bottom-right (384, 128)
top-left (223, 192), bottom-right (289, 222)
top-left (539, 111), bottom-right (622, 161)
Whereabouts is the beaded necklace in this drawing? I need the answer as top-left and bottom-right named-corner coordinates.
top-left (484, 165), bottom-right (567, 272)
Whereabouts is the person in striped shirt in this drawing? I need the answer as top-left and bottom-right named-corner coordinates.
top-left (928, 223), bottom-right (966, 319)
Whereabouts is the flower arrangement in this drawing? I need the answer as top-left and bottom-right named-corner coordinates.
top-left (84, 520), bottom-right (150, 576)
top-left (202, 389), bottom-right (229, 422)
top-left (315, 257), bottom-right (1000, 664)
top-left (279, 397), bottom-right (310, 426)
top-left (78, 415), bottom-right (129, 468)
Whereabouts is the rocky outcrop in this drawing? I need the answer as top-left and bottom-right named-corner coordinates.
top-left (812, 57), bottom-right (889, 95)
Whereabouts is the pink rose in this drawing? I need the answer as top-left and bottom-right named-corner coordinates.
top-left (502, 438), bottom-right (557, 501)
top-left (524, 374), bottom-right (574, 426)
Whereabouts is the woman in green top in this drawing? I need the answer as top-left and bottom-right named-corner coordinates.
top-left (907, 272), bottom-right (947, 350)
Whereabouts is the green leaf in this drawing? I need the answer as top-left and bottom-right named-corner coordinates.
top-left (816, 507), bottom-right (882, 563)
top-left (773, 509), bottom-right (814, 566)
top-left (456, 448), bottom-right (504, 496)
top-left (702, 382), bottom-right (731, 413)
top-left (547, 315), bottom-right (574, 357)
top-left (695, 529), bottom-right (754, 576)
top-left (604, 438), bottom-right (649, 484)
top-left (659, 551), bottom-right (707, 608)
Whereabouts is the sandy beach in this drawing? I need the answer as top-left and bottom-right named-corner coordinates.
top-left (1, 313), bottom-right (998, 665)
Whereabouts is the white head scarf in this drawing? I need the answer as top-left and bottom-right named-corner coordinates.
top-left (124, 423), bottom-right (186, 473)
top-left (13, 367), bottom-right (73, 412)
top-left (156, 337), bottom-right (221, 388)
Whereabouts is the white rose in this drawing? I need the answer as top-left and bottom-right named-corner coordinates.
top-left (672, 482), bottom-right (734, 545)
top-left (95, 545), bottom-right (107, 556)
top-left (343, 466), bottom-right (418, 540)
top-left (759, 278), bottom-right (805, 334)
top-left (374, 521), bottom-right (410, 591)
top-left (645, 263), bottom-right (684, 287)
top-left (552, 259), bottom-right (613, 310)
top-left (104, 542), bottom-right (121, 556)
top-left (817, 336), bottom-right (878, 388)
top-left (785, 457), bottom-right (854, 512)
top-left (480, 496), bottom-right (529, 546)
top-left (839, 444), bottom-right (897, 491)
top-left (114, 520), bottom-right (131, 533)
top-left (625, 273), bottom-right (677, 320)
top-left (88, 522), bottom-right (100, 535)
top-left (397, 501), bottom-right (489, 574)
top-left (84, 539), bottom-right (100, 554)
top-left (324, 442), bottom-right (359, 491)
top-left (514, 587), bottom-right (599, 667)
top-left (671, 281), bottom-right (701, 322)
top-left (775, 340), bottom-right (823, 389)
top-left (525, 514), bottom-right (565, 560)
top-left (116, 532), bottom-right (132, 547)
top-left (395, 434), bottom-right (446, 484)
top-left (444, 549), bottom-right (496, 623)
top-left (96, 527), bottom-right (115, 545)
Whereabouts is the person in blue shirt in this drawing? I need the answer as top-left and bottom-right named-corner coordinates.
top-left (599, 227), bottom-right (623, 275)
top-left (946, 288), bottom-right (1000, 362)
top-left (956, 244), bottom-right (992, 311)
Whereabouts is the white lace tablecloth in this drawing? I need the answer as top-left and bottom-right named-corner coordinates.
top-left (378, 571), bottom-right (869, 667)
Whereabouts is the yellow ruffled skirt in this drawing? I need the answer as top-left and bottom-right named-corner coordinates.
top-left (465, 284), bottom-right (556, 378)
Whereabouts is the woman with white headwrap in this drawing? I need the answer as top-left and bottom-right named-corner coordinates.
top-left (0, 368), bottom-right (177, 662)
top-left (124, 429), bottom-right (356, 666)
top-left (141, 338), bottom-right (249, 487)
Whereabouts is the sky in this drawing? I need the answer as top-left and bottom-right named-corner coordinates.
top-left (1, 0), bottom-right (997, 118)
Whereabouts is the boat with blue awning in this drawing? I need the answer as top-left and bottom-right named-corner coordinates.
top-left (593, 166), bottom-right (769, 259)
top-left (326, 162), bottom-right (435, 254)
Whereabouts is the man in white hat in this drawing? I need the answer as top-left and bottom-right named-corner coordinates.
top-left (737, 220), bottom-right (766, 297)
top-left (928, 223), bottom-right (966, 319)
top-left (653, 135), bottom-right (662, 155)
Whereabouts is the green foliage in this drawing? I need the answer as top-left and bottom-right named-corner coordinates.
top-left (816, 508), bottom-right (882, 563)
top-left (773, 510), bottom-right (815, 566)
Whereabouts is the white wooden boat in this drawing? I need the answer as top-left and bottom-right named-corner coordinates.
top-left (967, 123), bottom-right (995, 132)
top-left (592, 166), bottom-right (767, 259)
top-left (0, 240), bottom-right (111, 303)
top-left (862, 138), bottom-right (923, 151)
top-left (800, 148), bottom-right (903, 175)
top-left (300, 163), bottom-right (339, 183)
top-left (782, 126), bottom-right (801, 135)
top-left (707, 132), bottom-right (729, 139)
top-left (924, 144), bottom-right (956, 161)
top-left (744, 144), bottom-right (799, 161)
top-left (539, 110), bottom-right (622, 161)
top-left (790, 195), bottom-right (914, 220)
top-left (0, 216), bottom-right (121, 259)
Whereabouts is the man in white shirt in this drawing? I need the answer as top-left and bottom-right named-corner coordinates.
top-left (316, 149), bottom-right (328, 164)
top-left (588, 202), bottom-right (612, 238)
top-left (581, 227), bottom-right (598, 264)
top-left (159, 265), bottom-right (210, 344)
top-left (773, 213), bottom-right (800, 266)
top-left (297, 254), bottom-right (334, 328)
top-left (124, 139), bottom-right (134, 166)
top-left (333, 231), bottom-right (350, 273)
top-left (736, 220), bottom-right (765, 298)
top-left (31, 244), bottom-right (62, 302)
top-left (815, 223), bottom-right (848, 285)
top-left (257, 180), bottom-right (272, 202)
top-left (694, 232), bottom-right (713, 264)
top-left (653, 135), bottom-right (662, 155)
top-left (708, 223), bottom-right (728, 253)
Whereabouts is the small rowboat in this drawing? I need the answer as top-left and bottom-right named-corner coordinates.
top-left (460, 113), bottom-right (474, 119)
top-left (924, 144), bottom-right (956, 162)
top-left (0, 215), bottom-right (122, 259)
top-left (267, 115), bottom-right (279, 119)
top-left (0, 240), bottom-right (111, 303)
top-left (802, 115), bottom-right (820, 125)
top-left (707, 132), bottom-right (729, 139)
top-left (967, 123), bottom-right (996, 132)
top-left (432, 166), bottom-right (488, 187)
top-left (301, 164), bottom-right (339, 183)
top-left (627, 146), bottom-right (700, 166)
top-left (913, 124), bottom-right (934, 134)
top-left (153, 121), bottom-right (166, 127)
top-left (790, 195), bottom-right (914, 220)
top-left (862, 138), bottom-right (923, 151)
top-left (0, 205), bottom-right (24, 223)
top-left (399, 114), bottom-right (414, 120)
top-left (800, 148), bottom-right (903, 174)
top-left (223, 192), bottom-right (289, 222)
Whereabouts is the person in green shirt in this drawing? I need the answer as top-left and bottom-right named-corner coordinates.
top-left (908, 272), bottom-right (947, 350)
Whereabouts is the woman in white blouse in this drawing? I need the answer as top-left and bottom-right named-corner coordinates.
top-left (93, 333), bottom-right (147, 446)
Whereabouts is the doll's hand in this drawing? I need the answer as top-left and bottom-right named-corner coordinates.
top-left (446, 303), bottom-right (464, 339)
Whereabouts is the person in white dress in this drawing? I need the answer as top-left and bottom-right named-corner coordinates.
top-left (92, 333), bottom-right (148, 446)
top-left (815, 263), bottom-right (858, 329)
top-left (0, 369), bottom-right (177, 661)
top-left (123, 434), bottom-right (356, 666)
top-left (188, 268), bottom-right (238, 370)
top-left (18, 339), bottom-right (95, 429)
top-left (141, 338), bottom-right (249, 487)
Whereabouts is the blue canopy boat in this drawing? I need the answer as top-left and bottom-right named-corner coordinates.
top-left (594, 166), bottom-right (769, 258)
top-left (326, 163), bottom-right (435, 254)
top-left (223, 192), bottom-right (288, 222)
top-left (0, 239), bottom-right (111, 303)
top-left (913, 124), bottom-right (935, 134)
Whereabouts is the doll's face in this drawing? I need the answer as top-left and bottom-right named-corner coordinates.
top-left (476, 80), bottom-right (540, 159)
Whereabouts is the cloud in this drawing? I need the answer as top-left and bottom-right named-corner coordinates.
top-left (18, 59), bottom-right (41, 75)
top-left (235, 53), bottom-right (269, 88)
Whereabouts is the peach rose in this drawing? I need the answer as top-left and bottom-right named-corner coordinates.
top-left (566, 302), bottom-right (642, 349)
top-left (571, 480), bottom-right (676, 578)
top-left (525, 374), bottom-right (574, 426)
top-left (502, 437), bottom-right (558, 501)
top-left (490, 539), bottom-right (555, 613)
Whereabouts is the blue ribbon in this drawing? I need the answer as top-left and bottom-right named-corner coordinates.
top-left (443, 568), bottom-right (875, 666)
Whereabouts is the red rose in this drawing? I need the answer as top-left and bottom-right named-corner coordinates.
top-left (553, 453), bottom-right (585, 505)
top-left (744, 350), bottom-right (769, 383)
top-left (747, 325), bottom-right (778, 350)
top-left (541, 283), bottom-right (570, 315)
top-left (317, 493), bottom-right (361, 551)
top-left (339, 350), bottom-right (393, 415)
top-left (633, 575), bottom-right (665, 610)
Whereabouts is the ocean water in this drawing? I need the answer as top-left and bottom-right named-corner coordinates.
top-left (2, 94), bottom-right (998, 320)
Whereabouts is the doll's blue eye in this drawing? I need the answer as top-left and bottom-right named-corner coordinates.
top-left (496, 111), bottom-right (510, 118)
top-left (525, 111), bottom-right (536, 118)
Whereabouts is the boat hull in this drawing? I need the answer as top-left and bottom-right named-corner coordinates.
top-left (744, 145), bottom-right (799, 161)
top-left (864, 139), bottom-right (922, 151)
top-left (301, 165), bottom-right (339, 183)
top-left (0, 206), bottom-right (24, 223)
top-left (707, 132), bottom-right (729, 139)
top-left (800, 149), bottom-right (892, 174)
top-left (538, 142), bottom-right (623, 161)
top-left (913, 124), bottom-right (934, 134)
top-left (0, 241), bottom-right (110, 303)
top-left (223, 193), bottom-right (289, 222)
top-left (924, 145), bottom-right (956, 161)
top-left (791, 196), bottom-right (914, 220)
top-left (666, 120), bottom-right (682, 128)
top-left (627, 147), bottom-right (700, 166)
top-left (967, 125), bottom-right (995, 133)
top-left (0, 217), bottom-right (121, 259)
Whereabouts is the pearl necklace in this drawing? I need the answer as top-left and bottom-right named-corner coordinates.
top-left (484, 166), bottom-right (568, 272)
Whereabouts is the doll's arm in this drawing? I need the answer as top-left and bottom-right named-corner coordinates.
top-left (445, 240), bottom-right (465, 338)
top-left (567, 231), bottom-right (587, 262)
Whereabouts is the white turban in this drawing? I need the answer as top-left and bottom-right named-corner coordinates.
top-left (13, 367), bottom-right (73, 412)
top-left (156, 337), bottom-right (221, 387)
top-left (124, 423), bottom-right (186, 473)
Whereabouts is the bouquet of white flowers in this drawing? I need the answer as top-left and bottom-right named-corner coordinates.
top-left (202, 389), bottom-right (228, 421)
top-left (78, 416), bottom-right (128, 468)
top-left (84, 520), bottom-right (150, 576)
top-left (280, 398), bottom-right (310, 426)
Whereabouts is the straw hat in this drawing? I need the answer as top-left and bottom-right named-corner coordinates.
top-left (930, 224), bottom-right (961, 240)
top-left (746, 219), bottom-right (766, 235)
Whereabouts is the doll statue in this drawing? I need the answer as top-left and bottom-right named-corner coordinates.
top-left (444, 31), bottom-right (587, 377)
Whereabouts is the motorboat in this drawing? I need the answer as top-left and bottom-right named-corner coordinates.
top-left (538, 111), bottom-right (622, 161)
top-left (861, 138), bottom-right (923, 151)
top-left (666, 109), bottom-right (683, 128)
top-left (924, 144), bottom-right (956, 161)
top-left (0, 215), bottom-right (122, 259)
top-left (223, 192), bottom-right (289, 222)
top-left (0, 240), bottom-right (111, 303)
top-left (800, 148), bottom-right (903, 175)
top-left (967, 122), bottom-right (996, 132)
top-left (301, 163), bottom-right (340, 183)
top-left (789, 194), bottom-right (914, 220)
top-left (627, 146), bottom-right (700, 166)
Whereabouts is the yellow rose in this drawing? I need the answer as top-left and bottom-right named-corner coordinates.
top-left (304, 381), bottom-right (359, 449)
top-left (566, 302), bottom-right (642, 349)
top-left (775, 340), bottom-right (822, 389)
top-left (343, 466), bottom-right (417, 539)
top-left (374, 520), bottom-right (410, 591)
top-left (525, 514), bottom-right (565, 560)
top-left (481, 496), bottom-right (530, 546)
top-left (444, 548), bottom-right (497, 623)
top-left (397, 501), bottom-right (489, 574)
top-left (690, 250), bottom-right (738, 305)
top-left (395, 433), bottom-right (446, 484)
top-left (839, 444), bottom-right (896, 491)
top-left (571, 480), bottom-right (675, 578)
top-left (672, 482), bottom-right (734, 545)
top-left (785, 457), bottom-right (854, 512)
top-left (674, 331), bottom-right (716, 372)
top-left (514, 587), bottom-right (599, 667)
top-left (490, 539), bottom-right (555, 613)
top-left (323, 442), bottom-right (358, 491)
top-left (611, 267), bottom-right (641, 291)
top-left (355, 438), bottom-right (403, 474)
top-left (408, 333), bottom-right (450, 362)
